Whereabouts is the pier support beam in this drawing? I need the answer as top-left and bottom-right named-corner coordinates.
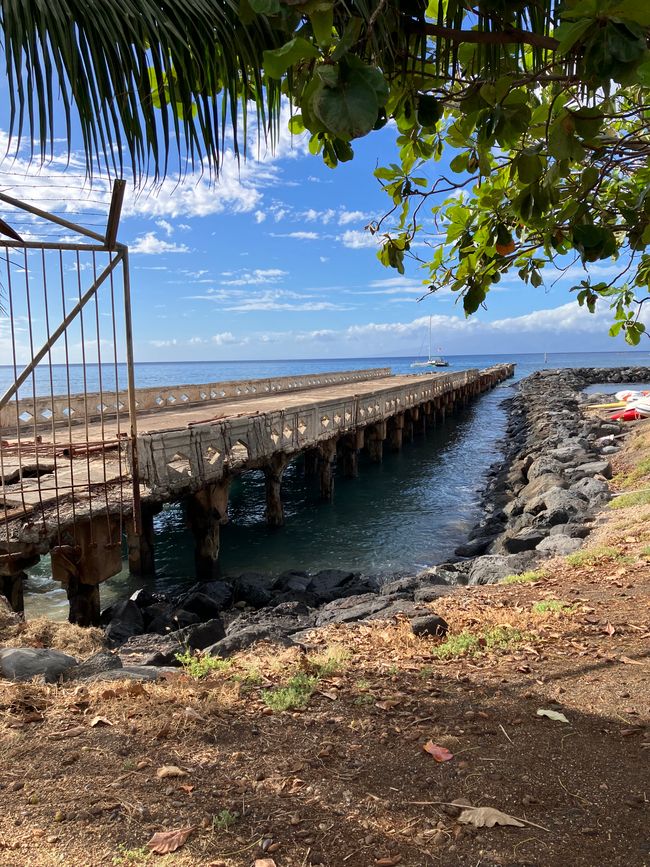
top-left (388, 414), bottom-right (404, 452)
top-left (338, 431), bottom-right (362, 479)
top-left (304, 448), bottom-right (320, 479)
top-left (51, 517), bottom-right (122, 626)
top-left (186, 478), bottom-right (231, 580)
top-left (264, 453), bottom-right (290, 527)
top-left (0, 553), bottom-right (37, 614)
top-left (366, 422), bottom-right (386, 463)
top-left (127, 504), bottom-right (158, 576)
top-left (318, 439), bottom-right (337, 501)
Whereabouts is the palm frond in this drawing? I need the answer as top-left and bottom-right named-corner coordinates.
top-left (0, 0), bottom-right (284, 181)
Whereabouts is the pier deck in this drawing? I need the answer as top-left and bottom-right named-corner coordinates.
top-left (0, 364), bottom-right (514, 622)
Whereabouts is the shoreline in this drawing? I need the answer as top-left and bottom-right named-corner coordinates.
top-left (12, 364), bottom-right (648, 673)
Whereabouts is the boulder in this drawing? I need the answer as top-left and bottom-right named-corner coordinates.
top-left (118, 633), bottom-right (182, 667)
top-left (413, 585), bottom-right (458, 603)
top-left (570, 477), bottom-right (610, 506)
top-left (174, 617), bottom-right (226, 650)
top-left (410, 614), bottom-right (448, 638)
top-left (524, 487), bottom-right (587, 517)
top-left (569, 460), bottom-right (613, 481)
top-left (531, 508), bottom-right (571, 528)
top-left (232, 573), bottom-right (277, 608)
top-left (468, 553), bottom-right (539, 585)
top-left (454, 537), bottom-right (493, 557)
top-left (526, 455), bottom-right (565, 480)
top-left (148, 608), bottom-right (200, 635)
top-left (0, 647), bottom-right (79, 682)
top-left (105, 600), bottom-right (145, 647)
top-left (191, 580), bottom-right (233, 610)
top-left (315, 593), bottom-right (409, 627)
top-left (536, 535), bottom-right (583, 556)
top-left (206, 625), bottom-right (296, 658)
top-left (503, 528), bottom-right (548, 553)
top-left (365, 599), bottom-right (430, 621)
top-left (86, 666), bottom-right (177, 682)
top-left (519, 474), bottom-right (567, 501)
top-left (65, 650), bottom-right (122, 681)
top-left (549, 523), bottom-right (591, 539)
top-left (308, 569), bottom-right (365, 603)
top-left (173, 591), bottom-right (222, 622)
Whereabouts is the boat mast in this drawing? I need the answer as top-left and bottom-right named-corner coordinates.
top-left (428, 315), bottom-right (432, 361)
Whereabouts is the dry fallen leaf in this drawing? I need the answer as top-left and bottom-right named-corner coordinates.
top-left (147, 826), bottom-right (195, 854)
top-left (458, 806), bottom-right (525, 828)
top-left (253, 860), bottom-right (277, 867)
top-left (537, 708), bottom-right (569, 724)
top-left (603, 622), bottom-right (616, 636)
top-left (156, 765), bottom-right (189, 779)
top-left (619, 656), bottom-right (644, 665)
top-left (89, 716), bottom-right (113, 728)
top-left (375, 699), bottom-right (400, 711)
top-left (423, 741), bottom-right (454, 762)
top-left (375, 856), bottom-right (402, 866)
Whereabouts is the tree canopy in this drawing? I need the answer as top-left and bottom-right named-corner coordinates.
top-left (3, 0), bottom-right (650, 340)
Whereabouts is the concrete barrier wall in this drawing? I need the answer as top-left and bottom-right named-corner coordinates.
top-left (0, 367), bottom-right (391, 433)
top-left (137, 366), bottom-right (512, 497)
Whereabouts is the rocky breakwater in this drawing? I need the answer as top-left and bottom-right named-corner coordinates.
top-left (457, 365), bottom-right (649, 583)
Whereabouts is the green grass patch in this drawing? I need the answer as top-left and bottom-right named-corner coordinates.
top-left (175, 649), bottom-right (231, 679)
top-left (641, 545), bottom-right (650, 557)
top-left (111, 846), bottom-right (151, 866)
top-left (307, 645), bottom-right (350, 677)
top-left (501, 569), bottom-right (545, 585)
top-left (613, 456), bottom-right (650, 487)
top-left (354, 694), bottom-right (375, 706)
top-left (212, 809), bottom-right (239, 831)
top-left (532, 599), bottom-right (575, 615)
top-left (262, 674), bottom-right (318, 711)
top-left (565, 545), bottom-right (624, 567)
top-left (432, 626), bottom-right (524, 659)
top-left (609, 490), bottom-right (650, 510)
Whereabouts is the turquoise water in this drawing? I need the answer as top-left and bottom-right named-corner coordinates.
top-left (18, 350), bottom-right (650, 619)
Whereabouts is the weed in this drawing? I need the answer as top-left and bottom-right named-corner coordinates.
top-left (613, 457), bottom-right (650, 487)
top-left (432, 631), bottom-right (479, 659)
top-left (355, 678), bottom-right (372, 690)
top-left (641, 545), bottom-right (650, 557)
top-left (418, 665), bottom-right (434, 679)
top-left (307, 645), bottom-right (350, 677)
top-left (609, 490), bottom-right (650, 510)
top-left (432, 626), bottom-right (524, 659)
top-left (484, 626), bottom-right (524, 648)
top-left (212, 809), bottom-right (239, 831)
top-left (501, 570), bottom-right (545, 585)
top-left (354, 694), bottom-right (376, 706)
top-left (532, 600), bottom-right (575, 615)
top-left (386, 664), bottom-right (400, 675)
top-left (121, 759), bottom-right (138, 772)
top-left (262, 674), bottom-right (317, 711)
top-left (175, 649), bottom-right (231, 679)
top-left (111, 846), bottom-right (151, 866)
top-left (565, 545), bottom-right (623, 566)
top-left (233, 666), bottom-right (264, 686)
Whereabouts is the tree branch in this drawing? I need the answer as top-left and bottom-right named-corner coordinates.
top-left (408, 22), bottom-right (559, 51)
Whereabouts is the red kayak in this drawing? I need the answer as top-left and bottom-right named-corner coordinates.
top-left (610, 408), bottom-right (648, 421)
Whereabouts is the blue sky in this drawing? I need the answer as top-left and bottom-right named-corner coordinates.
top-left (0, 96), bottom-right (646, 363)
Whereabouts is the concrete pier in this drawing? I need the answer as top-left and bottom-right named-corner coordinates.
top-left (1, 364), bottom-right (514, 622)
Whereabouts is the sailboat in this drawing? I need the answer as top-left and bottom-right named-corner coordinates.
top-left (411, 316), bottom-right (450, 368)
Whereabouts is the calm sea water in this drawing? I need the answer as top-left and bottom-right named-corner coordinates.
top-left (11, 350), bottom-right (649, 619)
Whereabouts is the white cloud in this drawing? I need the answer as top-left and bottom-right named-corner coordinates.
top-left (155, 218), bottom-right (174, 237)
top-left (339, 229), bottom-right (379, 249)
top-left (212, 331), bottom-right (241, 345)
top-left (338, 209), bottom-right (367, 225)
top-left (254, 210), bottom-right (266, 223)
top-left (221, 268), bottom-right (287, 286)
top-left (270, 231), bottom-right (319, 240)
top-left (130, 232), bottom-right (190, 254)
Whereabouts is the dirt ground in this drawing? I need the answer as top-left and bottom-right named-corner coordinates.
top-left (0, 421), bottom-right (648, 867)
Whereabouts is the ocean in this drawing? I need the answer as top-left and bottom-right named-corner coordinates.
top-left (5, 350), bottom-right (648, 619)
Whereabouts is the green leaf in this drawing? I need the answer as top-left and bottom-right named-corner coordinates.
top-left (517, 153), bottom-right (543, 184)
top-left (311, 68), bottom-right (380, 139)
top-left (418, 94), bottom-right (443, 129)
top-left (310, 8), bottom-right (334, 48)
top-left (249, 0), bottom-right (281, 13)
top-left (263, 38), bottom-right (319, 80)
top-left (555, 19), bottom-right (594, 55)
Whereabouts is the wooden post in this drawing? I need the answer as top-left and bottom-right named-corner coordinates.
top-left (0, 552), bottom-right (39, 614)
top-left (318, 439), bottom-right (337, 501)
top-left (186, 478), bottom-right (231, 580)
top-left (388, 414), bottom-right (404, 452)
top-left (366, 422), bottom-right (386, 463)
top-left (51, 517), bottom-right (122, 626)
top-left (338, 434), bottom-right (360, 479)
top-left (127, 503), bottom-right (158, 576)
top-left (264, 453), bottom-right (290, 527)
